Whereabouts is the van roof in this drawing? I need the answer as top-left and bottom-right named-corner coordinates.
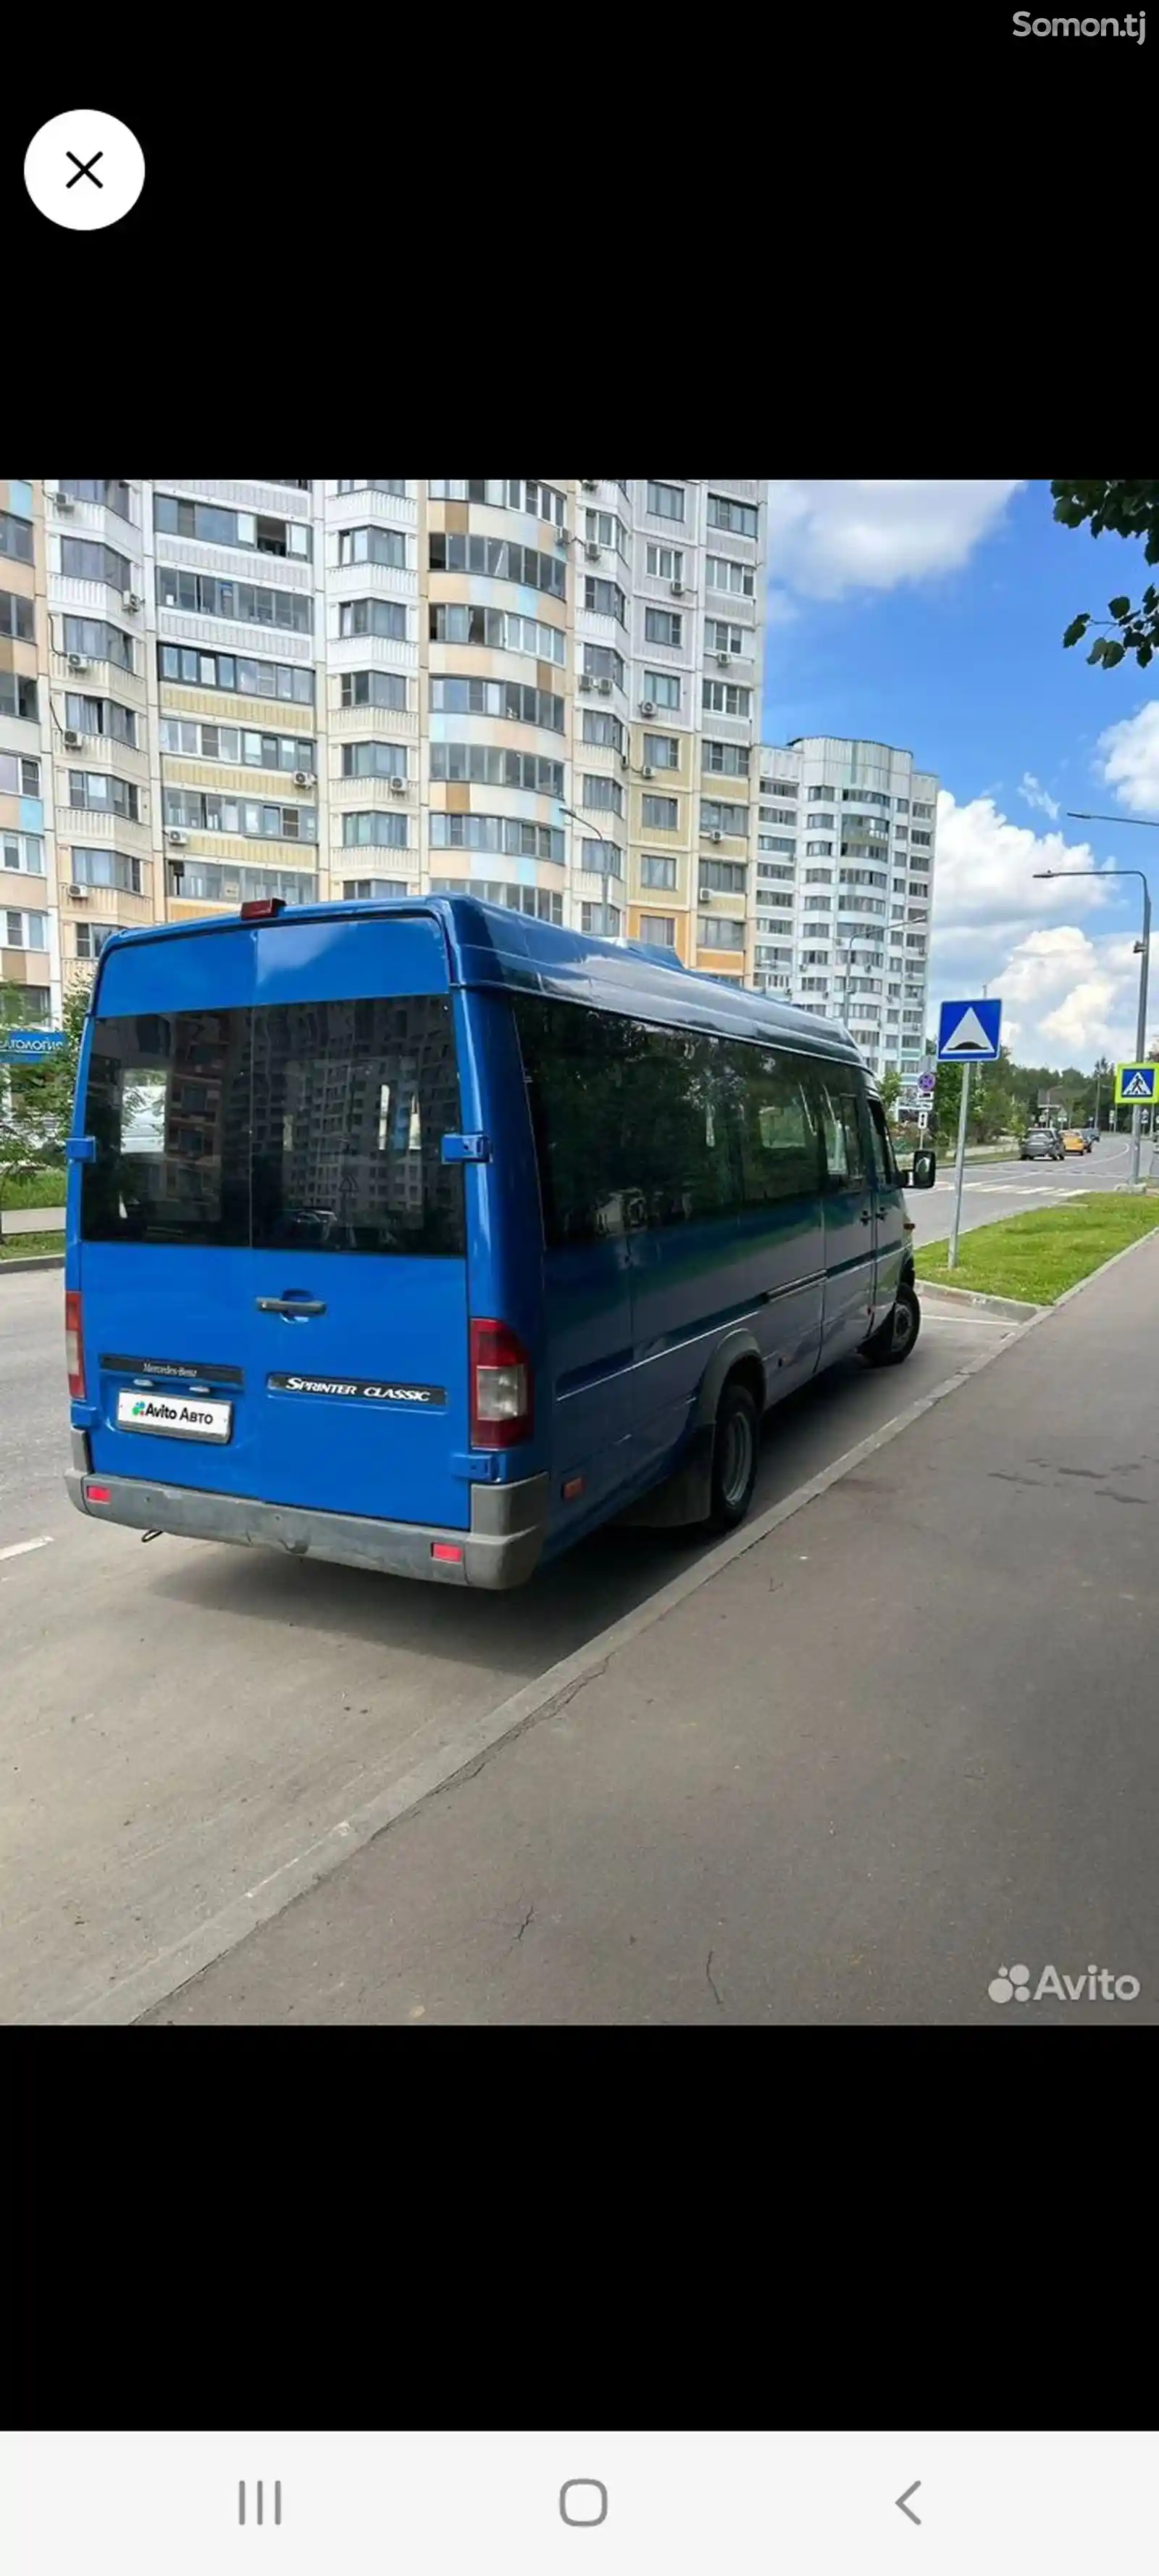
top-left (93, 893), bottom-right (865, 1066)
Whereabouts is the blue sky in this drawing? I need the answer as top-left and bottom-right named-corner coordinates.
top-left (759, 480), bottom-right (1158, 1069)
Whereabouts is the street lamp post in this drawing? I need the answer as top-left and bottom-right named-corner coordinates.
top-left (557, 800), bottom-right (618, 934)
top-left (1035, 853), bottom-right (1152, 1185)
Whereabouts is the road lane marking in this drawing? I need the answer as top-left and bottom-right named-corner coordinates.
top-left (0, 1535), bottom-right (53, 1563)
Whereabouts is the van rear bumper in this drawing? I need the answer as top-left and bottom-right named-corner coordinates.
top-left (65, 1442), bottom-right (550, 1590)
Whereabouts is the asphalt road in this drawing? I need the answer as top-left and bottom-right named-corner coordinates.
top-left (907, 1133), bottom-right (1139, 1249)
top-left (1, 1266), bottom-right (1021, 2023)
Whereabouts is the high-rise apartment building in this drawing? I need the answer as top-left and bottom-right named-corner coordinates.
top-left (24, 479), bottom-right (767, 995)
top-left (748, 735), bottom-right (937, 1078)
top-left (1, 478), bottom-right (59, 1026)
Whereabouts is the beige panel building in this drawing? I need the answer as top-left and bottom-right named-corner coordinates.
top-left (1, 477), bottom-right (59, 1023)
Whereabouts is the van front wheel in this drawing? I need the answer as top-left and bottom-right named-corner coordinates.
top-left (861, 1280), bottom-right (921, 1367)
top-left (705, 1381), bottom-right (760, 1533)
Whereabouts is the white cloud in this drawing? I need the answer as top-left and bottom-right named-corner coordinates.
top-left (1018, 771), bottom-right (1060, 821)
top-left (763, 480), bottom-right (1023, 601)
top-left (930, 792), bottom-right (1147, 1064)
top-left (1096, 700), bottom-right (1159, 814)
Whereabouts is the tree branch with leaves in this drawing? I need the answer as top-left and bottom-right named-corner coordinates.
top-left (1052, 479), bottom-right (1159, 670)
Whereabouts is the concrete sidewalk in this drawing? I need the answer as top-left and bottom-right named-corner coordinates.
top-left (147, 1236), bottom-right (1159, 2026)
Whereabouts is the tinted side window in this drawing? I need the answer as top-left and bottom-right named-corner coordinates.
top-left (866, 1095), bottom-right (898, 1187)
top-left (514, 998), bottom-right (739, 1246)
top-left (251, 996), bottom-right (464, 1255)
top-left (724, 1042), bottom-right (821, 1206)
top-left (82, 1009), bottom-right (251, 1246)
top-left (813, 1073), bottom-right (869, 1188)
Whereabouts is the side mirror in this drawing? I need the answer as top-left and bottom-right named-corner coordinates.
top-left (909, 1148), bottom-right (937, 1188)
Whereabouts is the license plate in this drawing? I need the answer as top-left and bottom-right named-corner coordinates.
top-left (115, 1389), bottom-right (233, 1443)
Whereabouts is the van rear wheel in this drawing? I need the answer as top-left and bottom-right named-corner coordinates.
top-left (705, 1381), bottom-right (759, 1533)
top-left (861, 1279), bottom-right (921, 1368)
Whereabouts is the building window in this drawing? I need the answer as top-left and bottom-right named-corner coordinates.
top-left (645, 606), bottom-right (682, 648)
top-left (841, 786), bottom-right (891, 808)
top-left (805, 866), bottom-right (832, 884)
top-left (0, 672), bottom-right (38, 722)
top-left (428, 814), bottom-right (564, 861)
top-left (803, 895), bottom-right (832, 912)
top-left (699, 858), bottom-right (745, 893)
top-left (911, 829), bottom-right (933, 846)
top-left (583, 643), bottom-right (625, 689)
top-left (761, 806), bottom-right (797, 826)
top-left (584, 576), bottom-right (627, 622)
top-left (75, 922), bottom-right (115, 959)
top-left (164, 789), bottom-right (317, 841)
top-left (645, 482), bottom-right (685, 521)
top-left (639, 915), bottom-right (676, 945)
top-left (582, 708), bottom-right (624, 751)
top-left (645, 543), bottom-right (684, 582)
top-left (159, 642), bottom-right (313, 703)
top-left (705, 619), bottom-right (744, 656)
top-left (338, 480), bottom-right (407, 497)
top-left (581, 901), bottom-right (622, 936)
top-left (758, 863), bottom-right (794, 883)
top-left (69, 846), bottom-right (144, 894)
top-left (703, 740), bottom-right (748, 777)
top-left (430, 603), bottom-right (564, 664)
top-left (642, 793), bottom-right (678, 832)
top-left (0, 511), bottom-right (34, 565)
top-left (702, 679), bottom-right (751, 717)
top-left (640, 853), bottom-right (677, 890)
top-left (341, 670), bottom-right (407, 710)
top-left (430, 530), bottom-right (564, 595)
top-left (159, 718), bottom-right (314, 771)
top-left (586, 510), bottom-right (628, 556)
top-left (341, 812), bottom-right (410, 848)
top-left (1, 587), bottom-right (35, 643)
top-left (761, 777), bottom-right (798, 797)
top-left (156, 566), bottom-right (311, 633)
top-left (895, 797), bottom-right (910, 811)
top-left (432, 675), bottom-right (564, 730)
top-left (339, 525), bottom-right (407, 569)
top-left (58, 478), bottom-right (131, 518)
top-left (69, 771), bottom-right (139, 821)
top-left (64, 694), bottom-right (136, 745)
top-left (706, 494), bottom-right (758, 539)
top-left (428, 480), bottom-right (566, 526)
top-left (340, 599), bottom-right (407, 642)
top-left (343, 878), bottom-right (409, 899)
top-left (341, 743), bottom-right (409, 779)
top-left (62, 536), bottom-right (133, 587)
top-left (0, 753), bottom-right (40, 797)
top-left (698, 917), bottom-right (744, 950)
top-left (913, 801), bottom-right (934, 819)
top-left (582, 774), bottom-right (624, 814)
top-left (643, 733), bottom-right (679, 769)
top-left (430, 877), bottom-right (564, 924)
top-left (758, 835), bottom-right (796, 856)
top-left (808, 785), bottom-right (832, 801)
top-left (430, 745), bottom-right (563, 795)
top-left (64, 616), bottom-right (134, 670)
top-left (894, 823), bottom-right (908, 839)
top-left (3, 832), bottom-right (46, 876)
top-left (580, 840), bottom-right (623, 878)
top-left (643, 669), bottom-right (679, 710)
top-left (4, 908), bottom-right (49, 950)
top-left (706, 553), bottom-right (755, 598)
top-left (155, 495), bottom-right (310, 558)
top-left (167, 861), bottom-right (313, 903)
top-left (700, 799), bottom-right (746, 837)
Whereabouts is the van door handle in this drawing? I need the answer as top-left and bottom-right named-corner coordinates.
top-left (256, 1297), bottom-right (327, 1317)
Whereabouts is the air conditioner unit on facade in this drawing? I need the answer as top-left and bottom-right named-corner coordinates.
top-left (293, 769), bottom-right (315, 787)
top-left (716, 650), bottom-right (731, 666)
top-left (62, 727), bottom-right (83, 747)
top-left (579, 672), bottom-right (593, 691)
top-left (642, 765), bottom-right (654, 780)
top-left (556, 526), bottom-right (570, 547)
top-left (698, 887), bottom-right (713, 903)
top-left (671, 578), bottom-right (685, 595)
top-left (585, 542), bottom-right (602, 561)
top-left (598, 677), bottom-right (612, 694)
top-left (167, 829), bottom-right (188, 846)
top-left (640, 698), bottom-right (656, 717)
top-left (66, 653), bottom-right (89, 671)
top-left (581, 479), bottom-right (599, 490)
top-left (69, 885), bottom-right (89, 900)
top-left (619, 753), bottom-right (629, 771)
top-left (389, 775), bottom-right (406, 794)
top-left (711, 829), bottom-right (723, 843)
top-left (54, 490), bottom-right (75, 511)
top-left (122, 590), bottom-right (142, 611)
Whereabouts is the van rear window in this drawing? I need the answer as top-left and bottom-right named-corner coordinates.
top-left (80, 995), bottom-right (465, 1255)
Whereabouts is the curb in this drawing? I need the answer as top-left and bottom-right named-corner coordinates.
top-left (916, 1280), bottom-right (1041, 1321)
top-left (0, 1253), bottom-right (64, 1274)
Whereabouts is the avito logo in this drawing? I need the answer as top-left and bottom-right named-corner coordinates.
top-left (989, 1960), bottom-right (1140, 2004)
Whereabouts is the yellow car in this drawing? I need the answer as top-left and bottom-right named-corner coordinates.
top-left (1061, 1129), bottom-right (1092, 1154)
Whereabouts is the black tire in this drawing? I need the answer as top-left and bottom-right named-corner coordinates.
top-left (704, 1380), bottom-right (760, 1534)
top-left (861, 1279), bottom-right (921, 1368)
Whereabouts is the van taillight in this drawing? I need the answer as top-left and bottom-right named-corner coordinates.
top-left (65, 1289), bottom-right (85, 1398)
top-left (469, 1318), bottom-right (533, 1449)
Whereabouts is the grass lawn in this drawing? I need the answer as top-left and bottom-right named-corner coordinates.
top-left (0, 1168), bottom-right (67, 1210)
top-left (0, 1228), bottom-right (64, 1261)
top-left (916, 1192), bottom-right (1159, 1305)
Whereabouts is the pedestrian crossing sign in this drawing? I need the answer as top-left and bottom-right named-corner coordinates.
top-left (1113, 1061), bottom-right (1157, 1104)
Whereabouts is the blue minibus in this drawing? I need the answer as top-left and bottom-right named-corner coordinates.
top-left (64, 894), bottom-right (935, 1588)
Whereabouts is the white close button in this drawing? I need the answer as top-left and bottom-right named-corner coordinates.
top-left (24, 109), bottom-right (146, 231)
top-left (560, 2481), bottom-right (608, 2527)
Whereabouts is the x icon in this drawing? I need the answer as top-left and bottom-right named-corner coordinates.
top-left (66, 149), bottom-right (103, 188)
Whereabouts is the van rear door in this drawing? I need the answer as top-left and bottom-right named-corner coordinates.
top-left (78, 911), bottom-right (473, 1531)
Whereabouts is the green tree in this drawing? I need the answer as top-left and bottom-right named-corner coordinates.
top-left (0, 981), bottom-right (89, 1210)
top-left (1052, 479), bottom-right (1159, 670)
top-left (879, 1068), bottom-right (902, 1122)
